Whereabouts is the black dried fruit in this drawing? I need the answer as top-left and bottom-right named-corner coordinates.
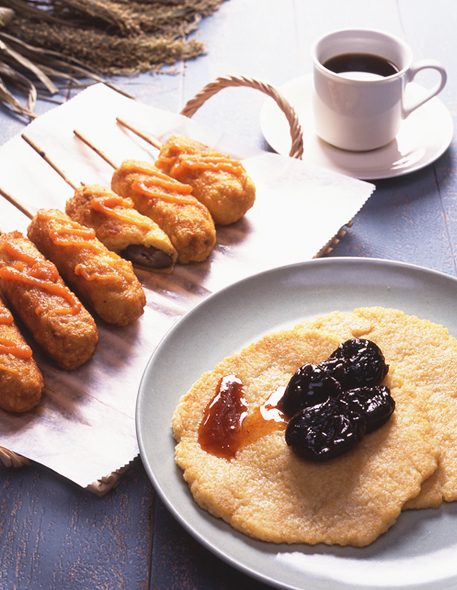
top-left (320, 338), bottom-right (389, 390)
top-left (342, 385), bottom-right (395, 432)
top-left (280, 363), bottom-right (342, 417)
top-left (285, 397), bottom-right (367, 461)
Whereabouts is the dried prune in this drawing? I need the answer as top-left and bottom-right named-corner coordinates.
top-left (280, 363), bottom-right (342, 417)
top-left (320, 338), bottom-right (389, 390)
top-left (285, 397), bottom-right (367, 461)
top-left (342, 385), bottom-right (395, 432)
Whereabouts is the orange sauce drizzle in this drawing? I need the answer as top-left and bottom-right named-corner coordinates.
top-left (132, 178), bottom-right (196, 206)
top-left (74, 264), bottom-right (123, 283)
top-left (198, 375), bottom-right (287, 460)
top-left (90, 194), bottom-right (152, 229)
top-left (37, 210), bottom-right (101, 253)
top-left (49, 227), bottom-right (100, 251)
top-left (122, 161), bottom-right (196, 206)
top-left (0, 267), bottom-right (82, 315)
top-left (124, 161), bottom-right (193, 192)
top-left (0, 305), bottom-right (32, 358)
top-left (157, 136), bottom-right (244, 176)
top-left (173, 154), bottom-right (245, 177)
top-left (0, 239), bottom-right (81, 316)
top-left (0, 337), bottom-right (32, 359)
top-left (36, 211), bottom-right (125, 285)
top-left (0, 306), bottom-right (13, 325)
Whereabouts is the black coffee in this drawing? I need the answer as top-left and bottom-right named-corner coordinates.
top-left (323, 53), bottom-right (399, 78)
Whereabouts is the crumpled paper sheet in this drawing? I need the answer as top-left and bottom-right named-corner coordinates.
top-left (0, 83), bottom-right (375, 488)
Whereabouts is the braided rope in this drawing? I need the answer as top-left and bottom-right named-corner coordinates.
top-left (0, 446), bottom-right (28, 468)
top-left (181, 74), bottom-right (304, 160)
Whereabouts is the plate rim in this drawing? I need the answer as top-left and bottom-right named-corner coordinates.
top-left (136, 256), bottom-right (457, 590)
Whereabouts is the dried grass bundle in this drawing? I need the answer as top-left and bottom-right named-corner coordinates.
top-left (0, 0), bottom-right (226, 119)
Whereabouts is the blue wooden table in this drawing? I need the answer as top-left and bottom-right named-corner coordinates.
top-left (0, 1), bottom-right (456, 588)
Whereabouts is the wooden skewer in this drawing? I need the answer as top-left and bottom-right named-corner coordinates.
top-left (23, 130), bottom-right (115, 194)
top-left (22, 132), bottom-right (78, 190)
top-left (0, 185), bottom-right (34, 220)
top-left (73, 128), bottom-right (118, 169)
top-left (116, 116), bottom-right (163, 150)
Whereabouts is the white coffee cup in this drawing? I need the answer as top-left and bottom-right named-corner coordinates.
top-left (311, 29), bottom-right (447, 151)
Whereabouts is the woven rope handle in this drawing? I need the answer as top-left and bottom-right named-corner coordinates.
top-left (0, 446), bottom-right (28, 468)
top-left (181, 74), bottom-right (304, 160)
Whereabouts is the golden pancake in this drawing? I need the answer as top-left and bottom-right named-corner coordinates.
top-left (172, 314), bottom-right (439, 547)
top-left (296, 306), bottom-right (457, 509)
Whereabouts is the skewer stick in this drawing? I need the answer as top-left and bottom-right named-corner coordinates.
top-left (0, 185), bottom-right (34, 220)
top-left (73, 128), bottom-right (118, 169)
top-left (22, 131), bottom-right (111, 195)
top-left (116, 116), bottom-right (163, 150)
top-left (22, 132), bottom-right (78, 190)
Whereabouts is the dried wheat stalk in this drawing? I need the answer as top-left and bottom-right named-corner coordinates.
top-left (0, 1), bottom-right (227, 119)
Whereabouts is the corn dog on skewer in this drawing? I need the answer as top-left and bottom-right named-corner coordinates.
top-left (155, 135), bottom-right (256, 226)
top-left (0, 231), bottom-right (98, 371)
top-left (111, 160), bottom-right (216, 265)
top-left (21, 132), bottom-right (179, 274)
top-left (0, 295), bottom-right (44, 413)
top-left (66, 184), bottom-right (178, 273)
top-left (27, 210), bottom-right (146, 326)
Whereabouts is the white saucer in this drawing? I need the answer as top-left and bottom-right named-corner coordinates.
top-left (260, 74), bottom-right (454, 180)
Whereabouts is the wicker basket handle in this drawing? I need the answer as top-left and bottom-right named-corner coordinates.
top-left (181, 74), bottom-right (304, 160)
top-left (0, 445), bottom-right (28, 468)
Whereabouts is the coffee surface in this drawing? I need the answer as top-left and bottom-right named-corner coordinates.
top-left (323, 53), bottom-right (399, 79)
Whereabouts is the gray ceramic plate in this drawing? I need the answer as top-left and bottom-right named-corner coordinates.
top-left (136, 257), bottom-right (457, 590)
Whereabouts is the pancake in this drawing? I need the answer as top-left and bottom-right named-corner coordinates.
top-left (295, 307), bottom-right (457, 510)
top-left (172, 313), bottom-right (440, 547)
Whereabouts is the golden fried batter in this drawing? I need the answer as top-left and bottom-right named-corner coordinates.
top-left (173, 321), bottom-right (438, 547)
top-left (155, 135), bottom-right (256, 226)
top-left (66, 184), bottom-right (178, 273)
top-left (0, 231), bottom-right (98, 370)
top-left (27, 210), bottom-right (146, 326)
top-left (111, 159), bottom-right (216, 264)
top-left (0, 295), bottom-right (44, 412)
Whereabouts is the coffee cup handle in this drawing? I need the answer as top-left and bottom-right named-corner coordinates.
top-left (402, 60), bottom-right (447, 118)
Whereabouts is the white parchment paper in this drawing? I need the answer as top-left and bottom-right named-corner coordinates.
top-left (0, 84), bottom-right (375, 488)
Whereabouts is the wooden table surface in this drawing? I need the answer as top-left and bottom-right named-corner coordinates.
top-left (1, 1), bottom-right (456, 588)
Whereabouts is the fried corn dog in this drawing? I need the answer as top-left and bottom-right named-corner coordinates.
top-left (111, 160), bottom-right (216, 264)
top-left (66, 184), bottom-right (178, 273)
top-left (155, 135), bottom-right (256, 226)
top-left (27, 210), bottom-right (146, 326)
top-left (0, 231), bottom-right (98, 371)
top-left (0, 295), bottom-right (44, 412)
